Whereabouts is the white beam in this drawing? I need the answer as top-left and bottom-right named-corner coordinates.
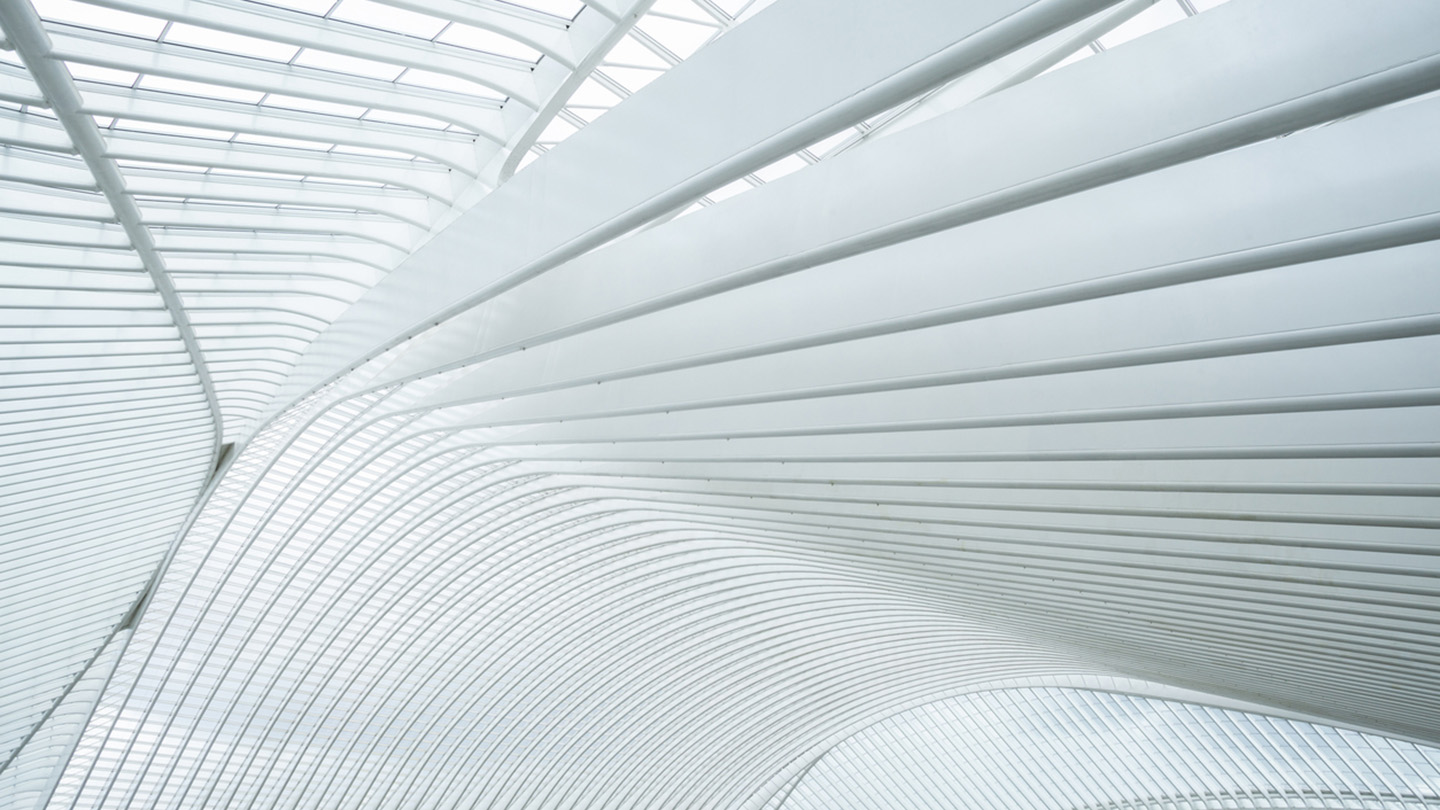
top-left (102, 132), bottom-right (463, 203)
top-left (78, 83), bottom-right (491, 174)
top-left (47, 25), bottom-right (508, 139)
top-left (0, 2), bottom-right (221, 460)
top-left (86, 0), bottom-right (545, 105)
top-left (260, 0), bottom-right (1132, 441)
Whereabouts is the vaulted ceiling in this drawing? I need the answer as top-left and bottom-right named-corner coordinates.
top-left (2, 1), bottom-right (1439, 808)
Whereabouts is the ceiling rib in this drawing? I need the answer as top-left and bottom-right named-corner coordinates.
top-left (0, 0), bottom-right (223, 455)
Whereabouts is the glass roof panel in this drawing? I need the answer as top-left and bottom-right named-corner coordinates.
top-left (114, 158), bottom-right (209, 173)
top-left (568, 77), bottom-right (623, 107)
top-left (328, 143), bottom-right (418, 160)
top-left (162, 22), bottom-right (303, 62)
top-left (138, 75), bottom-right (269, 105)
top-left (605, 35), bottom-right (673, 68)
top-left (395, 69), bottom-right (505, 102)
top-left (706, 0), bottom-right (750, 14)
top-left (502, 0), bottom-right (584, 22)
top-left (1041, 47), bottom-right (1093, 76)
top-left (113, 119), bottom-right (236, 141)
top-left (328, 0), bottom-right (448, 39)
top-left (1098, 0), bottom-right (1189, 49)
top-left (29, 0), bottom-right (167, 38)
top-left (804, 128), bottom-right (853, 158)
top-left (730, 0), bottom-right (779, 24)
top-left (250, 0), bottom-right (339, 14)
top-left (435, 22), bottom-right (543, 63)
top-left (666, 0), bottom-right (723, 19)
top-left (597, 65), bottom-right (662, 94)
top-left (704, 176), bottom-right (753, 202)
top-left (752, 153), bottom-right (808, 182)
top-left (635, 13), bottom-right (720, 59)
top-left (232, 131), bottom-right (335, 151)
top-left (65, 63), bottom-right (140, 86)
top-left (291, 48), bottom-right (406, 81)
top-left (535, 116), bottom-right (577, 144)
top-left (261, 93), bottom-right (368, 118)
top-left (360, 108), bottom-right (449, 130)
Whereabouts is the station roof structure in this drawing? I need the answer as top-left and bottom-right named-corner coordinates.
top-left (1, 0), bottom-right (1438, 808)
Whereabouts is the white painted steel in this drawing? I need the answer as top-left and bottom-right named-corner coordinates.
top-left (3, 0), bottom-right (1439, 808)
top-left (765, 689), bottom-right (1440, 810)
top-left (0, 0), bottom-right (709, 802)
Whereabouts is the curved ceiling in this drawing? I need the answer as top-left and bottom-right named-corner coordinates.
top-left (768, 687), bottom-right (1440, 810)
top-left (2, 0), bottom-right (1438, 808)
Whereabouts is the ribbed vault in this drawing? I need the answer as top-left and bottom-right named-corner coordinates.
top-left (766, 688), bottom-right (1440, 810)
top-left (2, 0), bottom-right (1438, 808)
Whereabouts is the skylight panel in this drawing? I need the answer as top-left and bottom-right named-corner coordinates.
top-left (705, 177), bottom-right (753, 203)
top-left (262, 94), bottom-right (368, 118)
top-left (604, 36), bottom-right (671, 68)
top-left (1040, 46), bottom-right (1093, 78)
top-left (65, 63), bottom-right (140, 86)
top-left (209, 167), bottom-right (304, 181)
top-left (803, 128), bottom-right (852, 159)
top-left (250, 0), bottom-right (339, 15)
top-left (292, 49), bottom-right (405, 82)
top-left (115, 120), bottom-right (236, 141)
top-left (435, 23), bottom-right (543, 63)
top-left (1097, 1), bottom-right (1188, 50)
top-left (234, 132), bottom-right (335, 151)
top-left (361, 108), bottom-right (449, 130)
top-left (568, 78), bottom-right (623, 107)
top-left (395, 69), bottom-right (504, 102)
top-left (329, 0), bottom-right (448, 39)
top-left (635, 15), bottom-right (719, 59)
top-left (535, 117), bottom-right (577, 144)
top-left (30, 0), bottom-right (167, 39)
top-left (162, 23), bottom-right (301, 62)
top-left (161, 198), bottom-right (278, 209)
top-left (651, 0), bottom-right (720, 24)
top-left (502, 0), bottom-right (583, 21)
top-left (139, 75), bottom-right (268, 105)
top-left (730, 0), bottom-right (779, 24)
top-left (115, 158), bottom-right (209, 173)
top-left (597, 66), bottom-right (661, 94)
top-left (312, 176), bottom-right (387, 187)
top-left (706, 0), bottom-right (749, 16)
top-left (329, 143), bottom-right (419, 161)
top-left (566, 106), bottom-right (607, 123)
top-left (753, 153), bottom-right (807, 183)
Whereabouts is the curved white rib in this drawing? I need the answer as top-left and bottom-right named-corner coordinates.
top-left (5, 0), bottom-right (1440, 808)
top-left (0, 0), bottom-right (721, 802)
top-left (766, 688), bottom-right (1440, 810)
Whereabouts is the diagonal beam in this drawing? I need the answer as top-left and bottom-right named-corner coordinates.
top-left (0, 0), bottom-right (222, 457)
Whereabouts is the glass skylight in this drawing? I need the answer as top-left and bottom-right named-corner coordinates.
top-left (162, 23), bottom-right (302, 62)
top-left (328, 0), bottom-right (447, 39)
top-left (666, 0), bottom-right (1232, 215)
top-left (0, 1), bottom-right (726, 794)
